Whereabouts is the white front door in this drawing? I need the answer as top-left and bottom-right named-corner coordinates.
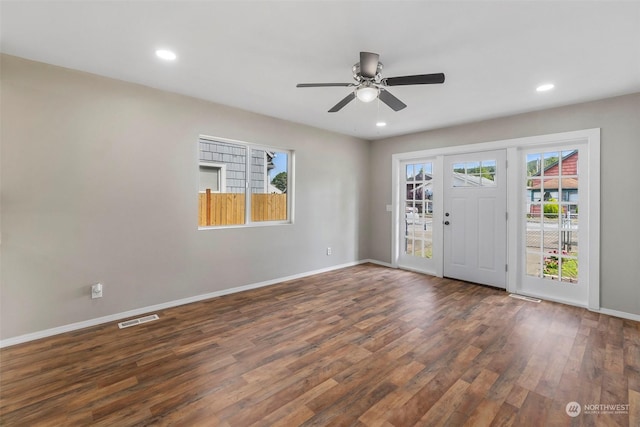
top-left (443, 150), bottom-right (507, 288)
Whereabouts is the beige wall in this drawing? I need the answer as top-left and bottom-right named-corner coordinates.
top-left (369, 93), bottom-right (640, 316)
top-left (0, 55), bottom-right (370, 339)
top-left (2, 53), bottom-right (639, 341)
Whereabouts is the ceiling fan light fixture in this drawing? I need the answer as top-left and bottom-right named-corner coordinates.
top-left (356, 86), bottom-right (378, 103)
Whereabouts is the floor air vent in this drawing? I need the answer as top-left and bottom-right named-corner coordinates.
top-left (509, 294), bottom-right (542, 303)
top-left (118, 314), bottom-right (159, 329)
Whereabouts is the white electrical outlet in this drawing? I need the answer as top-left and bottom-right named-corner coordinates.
top-left (327, 247), bottom-right (332, 256)
top-left (91, 283), bottom-right (103, 299)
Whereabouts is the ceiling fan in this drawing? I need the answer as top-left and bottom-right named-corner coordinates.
top-left (296, 51), bottom-right (445, 113)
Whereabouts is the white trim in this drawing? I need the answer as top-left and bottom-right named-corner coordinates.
top-left (391, 157), bottom-right (400, 268)
top-left (288, 151), bottom-right (296, 224)
top-left (506, 147), bottom-right (519, 293)
top-left (0, 260), bottom-right (365, 348)
top-left (391, 128), bottom-right (599, 162)
top-left (587, 131), bottom-right (600, 310)
top-left (362, 259), bottom-right (394, 268)
top-left (597, 308), bottom-right (640, 323)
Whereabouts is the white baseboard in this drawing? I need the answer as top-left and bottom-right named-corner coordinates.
top-left (5, 260), bottom-right (636, 348)
top-left (596, 307), bottom-right (640, 323)
top-left (0, 260), bottom-right (368, 348)
top-left (361, 259), bottom-right (394, 268)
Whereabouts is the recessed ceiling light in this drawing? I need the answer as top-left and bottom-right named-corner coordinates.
top-left (536, 83), bottom-right (554, 92)
top-left (155, 49), bottom-right (177, 61)
top-left (376, 121), bottom-right (387, 127)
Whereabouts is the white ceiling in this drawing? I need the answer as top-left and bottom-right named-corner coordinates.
top-left (2, 1), bottom-right (639, 140)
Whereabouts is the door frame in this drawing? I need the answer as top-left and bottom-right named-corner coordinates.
top-left (391, 128), bottom-right (600, 310)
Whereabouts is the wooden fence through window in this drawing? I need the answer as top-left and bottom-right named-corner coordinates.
top-left (198, 190), bottom-right (287, 226)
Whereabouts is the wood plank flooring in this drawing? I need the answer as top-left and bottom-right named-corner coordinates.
top-left (1, 264), bottom-right (639, 426)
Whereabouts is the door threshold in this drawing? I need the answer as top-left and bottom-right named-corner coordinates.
top-left (509, 294), bottom-right (542, 303)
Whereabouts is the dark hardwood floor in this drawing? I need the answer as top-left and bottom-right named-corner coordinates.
top-left (1, 264), bottom-right (639, 426)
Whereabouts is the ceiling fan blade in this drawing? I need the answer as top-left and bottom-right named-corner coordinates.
top-left (379, 89), bottom-right (407, 112)
top-left (360, 52), bottom-right (380, 78)
top-left (384, 73), bottom-right (445, 86)
top-left (297, 83), bottom-right (353, 88)
top-left (328, 92), bottom-right (356, 112)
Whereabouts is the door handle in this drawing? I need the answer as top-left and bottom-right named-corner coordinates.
top-left (444, 221), bottom-right (450, 225)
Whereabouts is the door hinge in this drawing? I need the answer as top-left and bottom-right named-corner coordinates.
top-left (506, 212), bottom-right (508, 221)
top-left (505, 264), bottom-right (508, 272)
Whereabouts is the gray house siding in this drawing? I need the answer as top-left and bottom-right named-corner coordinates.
top-left (199, 140), bottom-right (267, 193)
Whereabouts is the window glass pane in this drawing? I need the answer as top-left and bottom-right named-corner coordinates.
top-left (543, 152), bottom-right (560, 176)
top-left (542, 199), bottom-right (560, 221)
top-left (404, 161), bottom-right (433, 259)
top-left (560, 257), bottom-right (578, 283)
top-left (560, 150), bottom-right (578, 176)
top-left (452, 163), bottom-right (467, 187)
top-left (526, 248), bottom-right (542, 278)
top-left (466, 161), bottom-right (480, 171)
top-left (453, 163), bottom-right (465, 173)
top-left (527, 153), bottom-right (543, 177)
top-left (252, 150), bottom-right (288, 222)
top-left (542, 228), bottom-right (559, 253)
top-left (406, 183), bottom-right (417, 202)
top-left (480, 160), bottom-right (496, 186)
top-left (199, 166), bottom-right (219, 192)
top-left (199, 141), bottom-right (246, 226)
top-left (406, 164), bottom-right (414, 181)
top-left (542, 250), bottom-right (560, 280)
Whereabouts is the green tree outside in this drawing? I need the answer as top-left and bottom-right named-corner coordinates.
top-left (271, 172), bottom-right (287, 193)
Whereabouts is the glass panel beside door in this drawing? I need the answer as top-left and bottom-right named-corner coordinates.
top-left (398, 160), bottom-right (437, 273)
top-left (520, 146), bottom-right (587, 306)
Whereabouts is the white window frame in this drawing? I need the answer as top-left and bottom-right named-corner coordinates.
top-left (198, 162), bottom-right (226, 193)
top-left (198, 135), bottom-right (295, 229)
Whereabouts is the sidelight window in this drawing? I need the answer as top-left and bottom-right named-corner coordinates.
top-left (525, 150), bottom-right (579, 283)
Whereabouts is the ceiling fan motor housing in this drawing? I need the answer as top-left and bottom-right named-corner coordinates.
top-left (353, 62), bottom-right (384, 83)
